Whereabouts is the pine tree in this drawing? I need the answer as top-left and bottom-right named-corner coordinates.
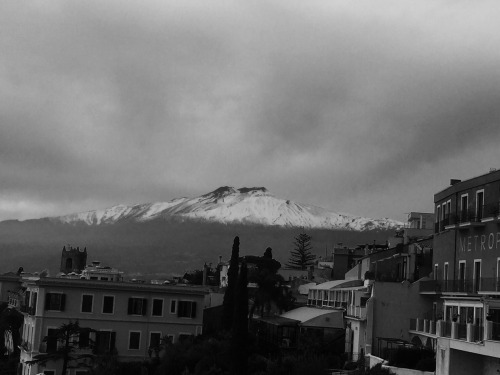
top-left (222, 236), bottom-right (240, 331)
top-left (286, 232), bottom-right (315, 270)
top-left (27, 321), bottom-right (94, 375)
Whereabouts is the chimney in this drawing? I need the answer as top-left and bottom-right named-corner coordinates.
top-left (450, 179), bottom-right (461, 186)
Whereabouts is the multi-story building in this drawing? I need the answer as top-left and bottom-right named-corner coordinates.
top-left (410, 170), bottom-right (500, 374)
top-left (305, 213), bottom-right (435, 363)
top-left (18, 275), bottom-right (218, 375)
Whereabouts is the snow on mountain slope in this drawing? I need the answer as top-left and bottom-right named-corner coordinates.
top-left (53, 186), bottom-right (403, 231)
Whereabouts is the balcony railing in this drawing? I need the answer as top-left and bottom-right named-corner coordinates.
top-left (20, 305), bottom-right (36, 315)
top-left (483, 202), bottom-right (500, 219)
top-left (473, 324), bottom-right (484, 342)
top-left (410, 318), bottom-right (485, 343)
top-left (457, 323), bottom-right (467, 340)
top-left (419, 279), bottom-right (474, 294)
top-left (346, 305), bottom-right (367, 320)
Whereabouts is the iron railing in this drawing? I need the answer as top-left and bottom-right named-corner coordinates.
top-left (483, 202), bottom-right (500, 218)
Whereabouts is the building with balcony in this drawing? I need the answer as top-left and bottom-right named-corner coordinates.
top-left (410, 169), bottom-right (500, 375)
top-left (17, 275), bottom-right (218, 375)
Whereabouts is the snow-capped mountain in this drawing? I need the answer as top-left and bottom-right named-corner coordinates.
top-left (52, 186), bottom-right (403, 231)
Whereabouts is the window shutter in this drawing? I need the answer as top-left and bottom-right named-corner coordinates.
top-left (191, 302), bottom-right (197, 318)
top-left (60, 294), bottom-right (66, 311)
top-left (110, 332), bottom-right (116, 350)
top-left (127, 298), bottom-right (133, 315)
top-left (44, 293), bottom-right (52, 311)
top-left (142, 299), bottom-right (147, 315)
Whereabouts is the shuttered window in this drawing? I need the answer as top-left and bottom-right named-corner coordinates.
top-left (45, 293), bottom-right (66, 311)
top-left (177, 301), bottom-right (197, 318)
top-left (127, 298), bottom-right (147, 315)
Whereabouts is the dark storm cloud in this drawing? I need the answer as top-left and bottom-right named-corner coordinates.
top-left (1, 0), bottom-right (500, 220)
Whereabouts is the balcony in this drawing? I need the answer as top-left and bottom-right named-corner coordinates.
top-left (458, 209), bottom-right (486, 228)
top-left (20, 305), bottom-right (36, 315)
top-left (409, 318), bottom-right (484, 343)
top-left (345, 305), bottom-right (367, 320)
top-left (482, 202), bottom-right (500, 220)
top-left (419, 279), bottom-right (474, 294)
top-left (477, 278), bottom-right (500, 293)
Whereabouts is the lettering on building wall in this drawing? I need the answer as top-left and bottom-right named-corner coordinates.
top-left (460, 232), bottom-right (500, 252)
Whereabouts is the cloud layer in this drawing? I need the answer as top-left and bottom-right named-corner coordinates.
top-left (2, 0), bottom-right (500, 221)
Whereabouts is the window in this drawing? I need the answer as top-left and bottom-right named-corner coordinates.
top-left (95, 331), bottom-right (116, 354)
top-left (442, 203), bottom-right (447, 226)
top-left (128, 298), bottom-right (147, 315)
top-left (497, 258), bottom-right (500, 291)
top-left (170, 299), bottom-right (177, 314)
top-left (46, 328), bottom-right (58, 353)
top-left (149, 332), bottom-right (162, 348)
top-left (436, 205), bottom-right (441, 232)
top-left (434, 264), bottom-right (439, 280)
top-left (177, 301), bottom-right (197, 318)
top-left (459, 261), bottom-right (466, 292)
top-left (128, 331), bottom-right (141, 350)
top-left (25, 291), bottom-right (31, 309)
top-left (79, 329), bottom-right (90, 348)
top-left (32, 292), bottom-right (37, 315)
top-left (81, 294), bottom-right (93, 313)
top-left (474, 259), bottom-right (482, 293)
top-left (461, 194), bottom-right (469, 222)
top-left (102, 296), bottom-right (114, 314)
top-left (444, 263), bottom-right (449, 282)
top-left (152, 299), bottom-right (163, 317)
top-left (45, 293), bottom-right (66, 311)
top-left (476, 190), bottom-right (484, 220)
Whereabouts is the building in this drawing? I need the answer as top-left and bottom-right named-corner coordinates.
top-left (17, 274), bottom-right (220, 375)
top-left (305, 211), bottom-right (435, 365)
top-left (60, 246), bottom-right (87, 275)
top-left (409, 170), bottom-right (500, 374)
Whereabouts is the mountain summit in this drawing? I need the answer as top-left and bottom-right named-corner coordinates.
top-left (52, 186), bottom-right (403, 231)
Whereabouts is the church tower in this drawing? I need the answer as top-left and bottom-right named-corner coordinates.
top-left (60, 245), bottom-right (88, 274)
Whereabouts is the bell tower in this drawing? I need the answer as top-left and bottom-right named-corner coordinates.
top-left (60, 245), bottom-right (88, 274)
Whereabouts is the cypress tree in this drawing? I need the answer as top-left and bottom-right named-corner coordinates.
top-left (231, 261), bottom-right (248, 375)
top-left (222, 236), bottom-right (240, 330)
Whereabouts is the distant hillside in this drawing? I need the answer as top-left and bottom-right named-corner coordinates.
top-left (0, 218), bottom-right (394, 278)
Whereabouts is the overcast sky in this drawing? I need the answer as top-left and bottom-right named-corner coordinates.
top-left (1, 0), bottom-right (500, 222)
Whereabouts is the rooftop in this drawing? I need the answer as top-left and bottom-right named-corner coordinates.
top-left (21, 276), bottom-right (212, 295)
